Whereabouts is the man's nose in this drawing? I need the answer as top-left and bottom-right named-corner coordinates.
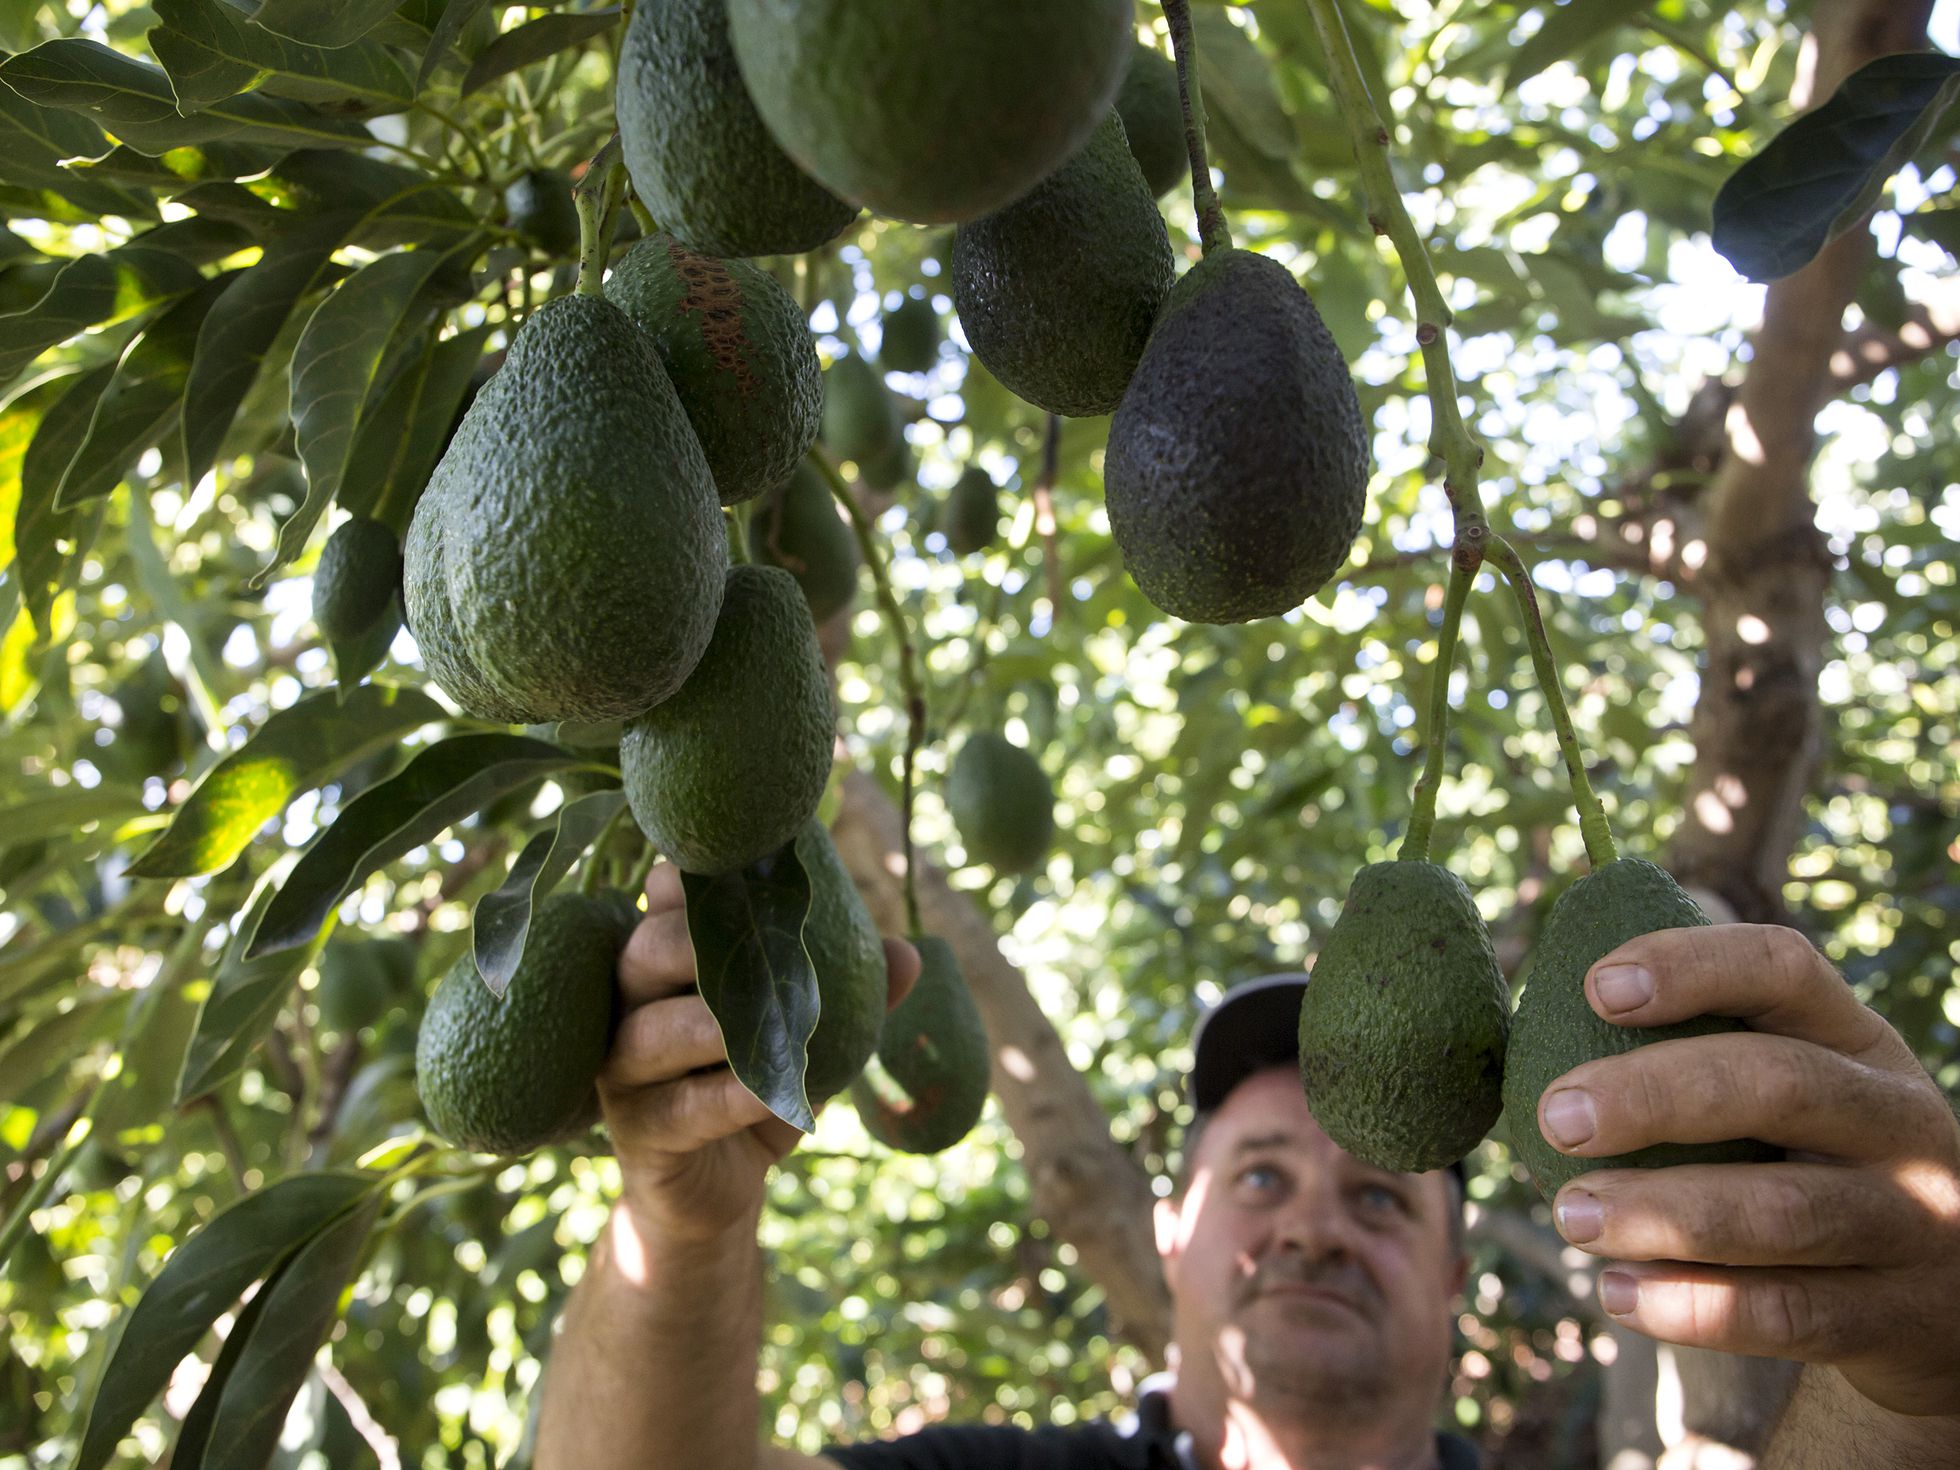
top-left (1269, 1180), bottom-right (1359, 1262)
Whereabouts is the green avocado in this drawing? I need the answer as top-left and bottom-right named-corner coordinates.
top-left (880, 293), bottom-right (941, 374)
top-left (620, 565), bottom-right (835, 875)
top-left (316, 934), bottom-right (419, 1034)
top-left (946, 732), bottom-right (1055, 876)
top-left (794, 819), bottom-right (887, 1103)
top-left (1115, 42), bottom-right (1189, 200)
top-left (414, 892), bottom-right (623, 1154)
top-left (616, 0), bottom-right (857, 257)
top-left (952, 112), bottom-right (1173, 418)
top-left (821, 352), bottom-right (903, 468)
top-left (504, 168), bottom-right (580, 256)
top-left (606, 234), bottom-right (823, 505)
top-left (944, 467), bottom-right (1000, 556)
top-left (727, 0), bottom-right (1131, 224)
top-left (1105, 248), bottom-right (1369, 623)
top-left (754, 460), bottom-right (862, 622)
top-left (313, 516), bottom-right (403, 645)
top-left (853, 936), bottom-right (989, 1153)
top-left (403, 293), bottom-right (727, 723)
top-left (1296, 862), bottom-right (1509, 1173)
top-left (1503, 859), bottom-right (1781, 1200)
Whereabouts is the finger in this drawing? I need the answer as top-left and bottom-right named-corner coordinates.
top-left (617, 907), bottom-right (697, 1005)
top-left (643, 859), bottom-right (684, 913)
top-left (1585, 923), bottom-right (1908, 1068)
top-left (1539, 1030), bottom-right (1921, 1163)
top-left (603, 994), bottom-right (728, 1087)
top-left (1552, 1162), bottom-right (1928, 1268)
top-left (1595, 1261), bottom-right (1879, 1366)
top-left (884, 936), bottom-right (921, 1011)
top-left (600, 1067), bottom-right (776, 1154)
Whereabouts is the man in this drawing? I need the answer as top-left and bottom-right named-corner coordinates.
top-left (537, 864), bottom-right (1960, 1469)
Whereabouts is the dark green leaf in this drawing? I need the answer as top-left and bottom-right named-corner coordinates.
top-left (245, 734), bottom-right (585, 959)
top-left (0, 245), bottom-right (202, 388)
top-left (124, 215), bottom-right (257, 266)
top-left (150, 0), bottom-right (414, 115)
top-left (417, 0), bottom-right (494, 91)
top-left (250, 0), bottom-right (407, 49)
top-left (72, 139), bottom-right (287, 189)
top-left (1504, 0), bottom-right (1655, 93)
top-left (1194, 9), bottom-right (1293, 161)
top-left (0, 85), bottom-right (152, 219)
top-left (15, 366), bottom-right (112, 634)
top-left (0, 994), bottom-right (128, 1110)
top-left (472, 788), bottom-right (626, 998)
top-left (167, 1248), bottom-right (278, 1468)
top-left (175, 881), bottom-right (330, 1100)
top-left (1713, 52), bottom-right (1960, 282)
top-left (71, 1170), bottom-right (377, 1470)
top-left (1, 372), bottom-right (67, 578)
top-left (337, 321), bottom-right (489, 523)
top-left (681, 845), bottom-right (819, 1133)
top-left (0, 788), bottom-right (147, 847)
top-left (460, 9), bottom-right (621, 97)
top-left (127, 683), bottom-right (444, 879)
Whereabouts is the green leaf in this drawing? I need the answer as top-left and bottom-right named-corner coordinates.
top-left (0, 85), bottom-right (153, 220)
top-left (471, 789), bottom-right (626, 998)
top-left (0, 39), bottom-right (375, 155)
top-left (150, 0), bottom-right (415, 115)
top-left (250, 0), bottom-right (407, 49)
top-left (681, 844), bottom-right (819, 1133)
top-left (1193, 9), bottom-right (1294, 161)
top-left (174, 880), bottom-right (330, 1101)
top-left (460, 9), bottom-right (621, 97)
top-left (167, 1247), bottom-right (278, 1468)
top-left (71, 1170), bottom-right (378, 1470)
top-left (1504, 0), bottom-right (1655, 93)
top-left (0, 246), bottom-right (203, 388)
top-left (15, 366), bottom-right (112, 635)
top-left (0, 788), bottom-right (148, 847)
top-left (245, 734), bottom-right (585, 959)
top-left (0, 994), bottom-right (128, 1110)
top-left (337, 320), bottom-right (489, 524)
top-left (1, 373), bottom-right (66, 576)
top-left (193, 1191), bottom-right (381, 1470)
top-left (264, 246), bottom-right (465, 585)
top-left (126, 683), bottom-right (444, 879)
top-left (417, 0), bottom-right (494, 91)
top-left (1713, 52), bottom-right (1960, 282)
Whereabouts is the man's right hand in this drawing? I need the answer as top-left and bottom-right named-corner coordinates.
top-left (599, 861), bottom-right (922, 1244)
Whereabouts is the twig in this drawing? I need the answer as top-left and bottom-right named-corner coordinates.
top-left (573, 134), bottom-right (625, 298)
top-left (1030, 413), bottom-right (1064, 618)
top-left (317, 1359), bottom-right (403, 1470)
top-left (1162, 0), bottom-right (1231, 255)
top-left (307, 1036), bottom-right (366, 1153)
top-left (1400, 549), bottom-right (1478, 862)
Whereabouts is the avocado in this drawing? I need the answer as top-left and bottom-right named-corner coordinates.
top-left (403, 293), bottom-right (727, 722)
top-left (880, 293), bottom-right (941, 374)
top-left (606, 234), bottom-right (823, 505)
top-left (794, 819), bottom-right (887, 1103)
top-left (619, 565), bottom-right (834, 875)
top-left (858, 431), bottom-right (914, 493)
top-left (944, 467), bottom-right (1000, 556)
top-left (504, 168), bottom-right (580, 256)
top-left (313, 516), bottom-right (403, 645)
top-left (1115, 42), bottom-right (1189, 200)
top-left (821, 352), bottom-right (903, 468)
top-left (1503, 859), bottom-right (1781, 1200)
top-left (852, 935), bottom-right (989, 1153)
top-left (726, 0), bottom-right (1132, 224)
top-left (1105, 248), bottom-right (1369, 623)
top-left (1296, 862), bottom-right (1509, 1173)
top-left (946, 732), bottom-right (1054, 876)
top-left (415, 892), bottom-right (623, 1154)
top-left (754, 460), bottom-right (862, 621)
top-left (316, 934), bottom-right (418, 1034)
top-left (616, 0), bottom-right (857, 257)
top-left (952, 112), bottom-right (1173, 418)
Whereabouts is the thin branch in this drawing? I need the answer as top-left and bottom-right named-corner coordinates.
top-left (1400, 550), bottom-right (1479, 862)
top-left (1162, 0), bottom-right (1230, 255)
top-left (1030, 413), bottom-right (1064, 617)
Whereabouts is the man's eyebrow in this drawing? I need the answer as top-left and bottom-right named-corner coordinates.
top-left (1228, 1132), bottom-right (1301, 1156)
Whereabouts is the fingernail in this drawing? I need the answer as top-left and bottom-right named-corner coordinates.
top-left (1594, 964), bottom-right (1654, 1014)
top-left (1600, 1270), bottom-right (1637, 1317)
top-left (1555, 1190), bottom-right (1603, 1244)
top-left (1542, 1088), bottom-right (1597, 1148)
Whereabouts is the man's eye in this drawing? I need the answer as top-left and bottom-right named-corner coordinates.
top-left (1237, 1163), bottom-right (1281, 1191)
top-left (1358, 1183), bottom-right (1408, 1213)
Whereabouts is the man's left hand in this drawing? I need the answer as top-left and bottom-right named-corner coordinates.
top-left (1535, 922), bottom-right (1960, 1417)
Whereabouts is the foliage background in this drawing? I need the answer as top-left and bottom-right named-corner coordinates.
top-left (0, 1), bottom-right (1956, 1467)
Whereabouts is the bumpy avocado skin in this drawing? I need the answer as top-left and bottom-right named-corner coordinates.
top-left (314, 516), bottom-right (403, 644)
top-left (1115, 43), bottom-right (1189, 199)
top-left (754, 461), bottom-right (862, 621)
top-left (408, 294), bottom-right (727, 723)
top-left (616, 0), bottom-right (856, 257)
top-left (1297, 862), bottom-right (1510, 1174)
top-left (880, 293), bottom-right (941, 374)
top-left (606, 234), bottom-right (822, 505)
top-left (1503, 859), bottom-right (1781, 1200)
top-left (1105, 249), bottom-right (1369, 624)
top-left (853, 936), bottom-right (989, 1154)
top-left (794, 820), bottom-right (887, 1103)
top-left (403, 484), bottom-right (537, 723)
top-left (620, 565), bottom-right (835, 876)
top-left (946, 733), bottom-right (1055, 875)
top-left (414, 893), bottom-right (622, 1154)
top-left (726, 0), bottom-right (1132, 224)
top-left (944, 467), bottom-right (1000, 555)
top-left (952, 113), bottom-right (1173, 418)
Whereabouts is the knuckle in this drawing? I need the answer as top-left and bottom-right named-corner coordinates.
top-left (1758, 924), bottom-right (1819, 990)
top-left (1748, 1174), bottom-right (1827, 1257)
top-left (1749, 1278), bottom-right (1821, 1354)
top-left (1749, 1045), bottom-right (1811, 1121)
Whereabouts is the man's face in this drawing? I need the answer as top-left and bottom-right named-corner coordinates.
top-left (1153, 1067), bottom-right (1466, 1418)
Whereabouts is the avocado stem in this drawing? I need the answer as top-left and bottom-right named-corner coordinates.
top-left (1162, 0), bottom-right (1232, 257)
top-left (1487, 536), bottom-right (1620, 869)
top-left (1400, 550), bottom-right (1478, 863)
top-left (809, 449), bottom-right (927, 935)
top-left (572, 134), bottom-right (626, 298)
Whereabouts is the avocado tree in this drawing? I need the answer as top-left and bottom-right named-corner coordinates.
top-left (1, 2), bottom-right (1954, 1469)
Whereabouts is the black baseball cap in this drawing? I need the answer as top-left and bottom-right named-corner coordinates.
top-left (1188, 972), bottom-right (1469, 1187)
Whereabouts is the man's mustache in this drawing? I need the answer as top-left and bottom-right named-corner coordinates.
top-left (1239, 1257), bottom-right (1380, 1313)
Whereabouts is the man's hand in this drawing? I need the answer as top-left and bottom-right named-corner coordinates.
top-left (601, 862), bottom-right (921, 1244)
top-left (1535, 923), bottom-right (1960, 1417)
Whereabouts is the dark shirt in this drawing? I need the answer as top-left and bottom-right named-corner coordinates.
top-left (825, 1381), bottom-right (1482, 1470)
